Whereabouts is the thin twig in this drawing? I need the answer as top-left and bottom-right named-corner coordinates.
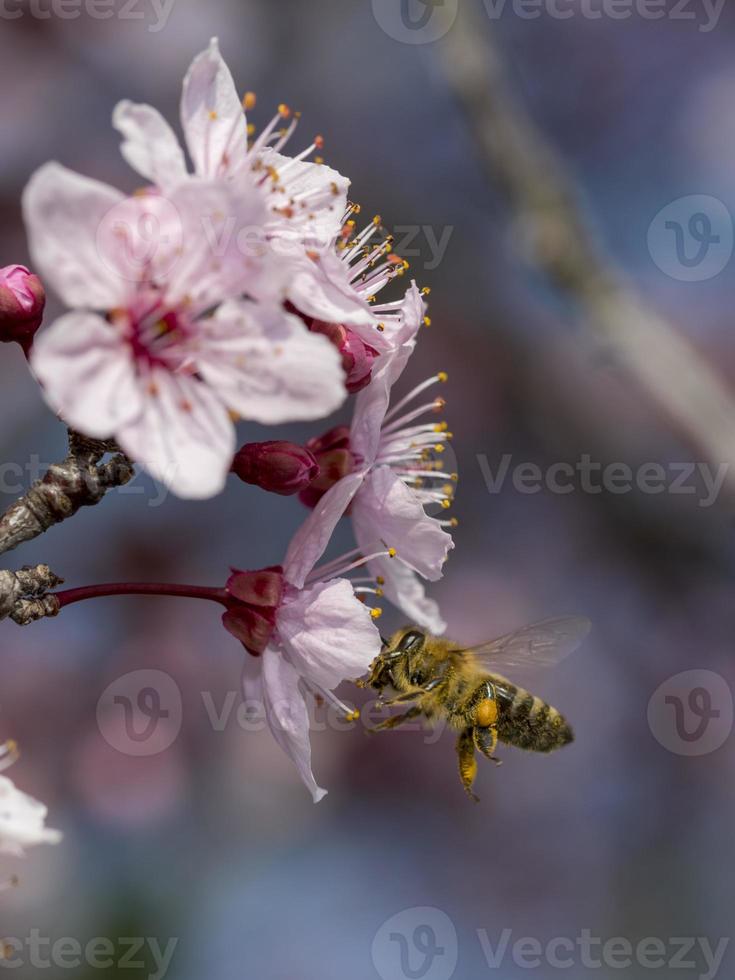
top-left (440, 7), bottom-right (735, 487)
top-left (0, 429), bottom-right (134, 557)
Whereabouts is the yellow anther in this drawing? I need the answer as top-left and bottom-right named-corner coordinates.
top-left (423, 316), bottom-right (432, 327)
top-left (376, 576), bottom-right (385, 585)
top-left (441, 499), bottom-right (451, 510)
top-left (387, 548), bottom-right (397, 558)
top-left (209, 110), bottom-right (218, 120)
top-left (315, 134), bottom-right (325, 149)
top-left (433, 422), bottom-right (447, 432)
top-left (434, 444), bottom-right (445, 454)
top-left (247, 123), bottom-right (256, 136)
top-left (278, 103), bottom-right (291, 118)
top-left (437, 371), bottom-right (448, 383)
top-left (371, 607), bottom-right (383, 620)
top-left (373, 214), bottom-right (382, 226)
top-left (243, 91), bottom-right (257, 110)
top-left (315, 157), bottom-right (325, 165)
top-left (375, 588), bottom-right (384, 598)
top-left (346, 708), bottom-right (361, 722)
top-left (450, 473), bottom-right (459, 482)
top-left (421, 286), bottom-right (431, 295)
top-left (376, 323), bottom-right (385, 332)
top-left (443, 484), bottom-right (454, 496)
top-left (450, 517), bottom-right (459, 527)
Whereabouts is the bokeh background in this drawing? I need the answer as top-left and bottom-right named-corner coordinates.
top-left (2, 1), bottom-right (735, 978)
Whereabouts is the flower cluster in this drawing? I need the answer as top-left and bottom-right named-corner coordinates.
top-left (12, 39), bottom-right (457, 802)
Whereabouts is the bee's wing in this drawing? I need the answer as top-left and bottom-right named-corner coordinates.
top-left (463, 616), bottom-right (591, 671)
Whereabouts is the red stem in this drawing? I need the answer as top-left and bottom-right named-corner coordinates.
top-left (54, 582), bottom-right (231, 610)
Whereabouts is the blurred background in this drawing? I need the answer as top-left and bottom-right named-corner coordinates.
top-left (2, 1), bottom-right (735, 977)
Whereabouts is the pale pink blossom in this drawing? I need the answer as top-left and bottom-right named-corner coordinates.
top-left (113, 38), bottom-right (349, 254)
top-left (286, 283), bottom-right (454, 633)
top-left (223, 551), bottom-right (384, 802)
top-left (0, 742), bottom-right (61, 857)
top-left (23, 163), bottom-right (346, 499)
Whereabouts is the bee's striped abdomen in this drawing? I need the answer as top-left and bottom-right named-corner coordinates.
top-left (493, 679), bottom-right (574, 753)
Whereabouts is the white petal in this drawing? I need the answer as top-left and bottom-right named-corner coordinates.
top-left (0, 775), bottom-right (62, 857)
top-left (30, 312), bottom-right (144, 438)
top-left (196, 301), bottom-right (346, 424)
top-left (261, 646), bottom-right (327, 803)
top-left (283, 473), bottom-right (364, 588)
top-left (116, 367), bottom-right (235, 499)
top-left (260, 149), bottom-right (349, 248)
top-left (22, 163), bottom-right (126, 309)
top-left (180, 38), bottom-right (248, 180)
top-left (113, 100), bottom-right (188, 189)
top-left (162, 179), bottom-right (274, 311)
top-left (367, 555), bottom-right (446, 634)
top-left (352, 467), bottom-right (454, 581)
top-left (277, 578), bottom-right (381, 691)
top-left (287, 251), bottom-right (392, 351)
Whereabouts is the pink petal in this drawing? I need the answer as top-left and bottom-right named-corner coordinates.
top-left (261, 646), bottom-right (327, 803)
top-left (195, 301), bottom-right (346, 423)
top-left (113, 100), bottom-right (188, 189)
top-left (116, 367), bottom-right (235, 499)
top-left (163, 180), bottom-right (274, 311)
top-left (287, 251), bottom-right (391, 352)
top-left (366, 554), bottom-right (446, 634)
top-left (260, 149), bottom-right (350, 248)
top-left (22, 163), bottom-right (127, 309)
top-left (351, 467), bottom-right (454, 581)
top-left (30, 312), bottom-right (143, 438)
top-left (283, 472), bottom-right (364, 588)
top-left (276, 578), bottom-right (381, 691)
top-left (180, 38), bottom-right (248, 181)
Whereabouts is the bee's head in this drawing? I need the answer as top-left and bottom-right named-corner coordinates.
top-left (362, 628), bottom-right (426, 691)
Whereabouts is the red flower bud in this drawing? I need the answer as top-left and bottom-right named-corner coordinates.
top-left (232, 440), bottom-right (319, 496)
top-left (298, 425), bottom-right (360, 509)
top-left (0, 265), bottom-right (46, 354)
top-left (223, 565), bottom-right (284, 656)
top-left (308, 320), bottom-right (379, 394)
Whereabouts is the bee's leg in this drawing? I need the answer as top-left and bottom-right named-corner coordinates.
top-left (456, 729), bottom-right (480, 803)
top-left (367, 706), bottom-right (423, 732)
top-left (473, 724), bottom-right (502, 767)
top-left (377, 690), bottom-right (420, 708)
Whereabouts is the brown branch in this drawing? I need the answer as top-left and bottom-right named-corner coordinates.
top-left (439, 8), bottom-right (735, 488)
top-left (0, 430), bottom-right (134, 558)
top-left (0, 564), bottom-right (62, 625)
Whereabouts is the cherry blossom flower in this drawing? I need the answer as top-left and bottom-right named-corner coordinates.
top-left (285, 283), bottom-right (454, 633)
top-left (113, 38), bottom-right (349, 255)
top-left (0, 741), bottom-right (61, 857)
top-left (23, 163), bottom-right (346, 499)
top-left (222, 550), bottom-right (385, 802)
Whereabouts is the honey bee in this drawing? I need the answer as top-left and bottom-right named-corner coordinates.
top-left (357, 617), bottom-right (590, 801)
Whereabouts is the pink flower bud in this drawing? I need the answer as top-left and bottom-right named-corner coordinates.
top-left (308, 320), bottom-right (379, 394)
top-left (298, 425), bottom-right (360, 509)
top-left (0, 265), bottom-right (46, 353)
top-left (232, 440), bottom-right (319, 496)
top-left (222, 565), bottom-right (284, 656)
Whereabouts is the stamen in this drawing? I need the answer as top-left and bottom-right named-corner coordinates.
top-left (383, 374), bottom-right (447, 426)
